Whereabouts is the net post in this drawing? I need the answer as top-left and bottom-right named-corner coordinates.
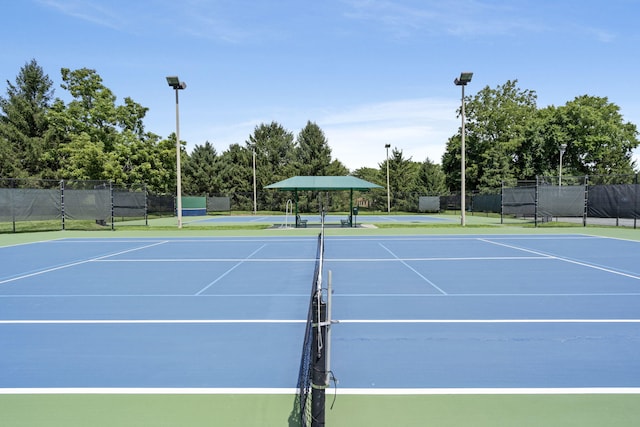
top-left (326, 270), bottom-right (333, 385)
top-left (311, 294), bottom-right (327, 427)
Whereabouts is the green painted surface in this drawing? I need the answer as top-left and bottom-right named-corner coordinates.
top-left (2, 394), bottom-right (639, 427)
top-left (265, 175), bottom-right (382, 190)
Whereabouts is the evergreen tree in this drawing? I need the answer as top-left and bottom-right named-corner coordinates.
top-left (0, 59), bottom-right (54, 177)
top-left (218, 143), bottom-right (252, 209)
top-left (417, 158), bottom-right (447, 196)
top-left (183, 141), bottom-right (221, 195)
top-left (246, 122), bottom-right (296, 210)
top-left (296, 121), bottom-right (332, 176)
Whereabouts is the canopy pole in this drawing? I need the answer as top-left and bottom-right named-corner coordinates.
top-left (350, 188), bottom-right (353, 227)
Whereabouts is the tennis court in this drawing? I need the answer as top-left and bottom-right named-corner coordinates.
top-left (187, 214), bottom-right (452, 226)
top-left (1, 232), bottom-right (639, 426)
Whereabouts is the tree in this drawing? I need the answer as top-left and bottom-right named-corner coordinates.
top-left (550, 95), bottom-right (638, 178)
top-left (380, 148), bottom-right (419, 211)
top-left (218, 143), bottom-right (252, 209)
top-left (353, 166), bottom-right (386, 211)
top-left (294, 121), bottom-right (334, 211)
top-left (296, 121), bottom-right (332, 176)
top-left (105, 131), bottom-right (175, 193)
top-left (58, 133), bottom-right (108, 180)
top-left (442, 80), bottom-right (639, 191)
top-left (44, 67), bottom-right (171, 188)
top-left (0, 59), bottom-right (54, 177)
top-left (183, 141), bottom-right (221, 195)
top-left (246, 122), bottom-right (297, 210)
top-left (442, 80), bottom-right (538, 192)
top-left (416, 158), bottom-right (447, 196)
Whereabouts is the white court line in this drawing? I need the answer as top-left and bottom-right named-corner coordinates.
top-left (0, 294), bottom-right (310, 298)
top-left (0, 319), bottom-right (304, 324)
top-left (0, 387), bottom-right (638, 395)
top-left (0, 388), bottom-right (297, 395)
top-left (2, 319), bottom-right (639, 325)
top-left (334, 292), bottom-right (640, 297)
top-left (0, 241), bottom-right (169, 285)
top-left (330, 387), bottom-right (640, 395)
top-left (479, 238), bottom-right (640, 280)
top-left (379, 243), bottom-right (447, 295)
top-left (338, 319), bottom-right (640, 323)
top-left (194, 244), bottom-right (267, 296)
top-left (94, 258), bottom-right (316, 262)
top-left (323, 256), bottom-right (550, 262)
top-left (326, 235), bottom-right (598, 242)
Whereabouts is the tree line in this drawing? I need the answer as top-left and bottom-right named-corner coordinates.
top-left (1, 60), bottom-right (638, 210)
top-left (442, 80), bottom-right (639, 191)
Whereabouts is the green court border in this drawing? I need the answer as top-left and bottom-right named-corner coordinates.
top-left (1, 394), bottom-right (639, 427)
top-left (2, 216), bottom-right (639, 426)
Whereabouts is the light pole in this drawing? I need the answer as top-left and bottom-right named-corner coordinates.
top-left (559, 143), bottom-right (567, 186)
top-left (454, 72), bottom-right (473, 226)
top-left (253, 149), bottom-right (257, 215)
top-left (385, 143), bottom-right (391, 214)
top-left (166, 76), bottom-right (187, 228)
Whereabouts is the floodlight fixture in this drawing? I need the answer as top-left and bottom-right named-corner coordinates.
top-left (454, 72), bottom-right (473, 86)
top-left (166, 76), bottom-right (187, 90)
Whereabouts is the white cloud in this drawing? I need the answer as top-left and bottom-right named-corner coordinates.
top-left (38, 0), bottom-right (125, 30)
top-left (318, 98), bottom-right (460, 170)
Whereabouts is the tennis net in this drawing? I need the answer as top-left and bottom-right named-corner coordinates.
top-left (296, 213), bottom-right (329, 427)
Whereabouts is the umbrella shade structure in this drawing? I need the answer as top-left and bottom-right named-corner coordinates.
top-left (265, 176), bottom-right (382, 227)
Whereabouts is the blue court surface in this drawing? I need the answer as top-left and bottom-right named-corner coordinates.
top-left (1, 234), bottom-right (639, 392)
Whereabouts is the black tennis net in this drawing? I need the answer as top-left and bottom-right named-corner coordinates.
top-left (296, 215), bottom-right (328, 427)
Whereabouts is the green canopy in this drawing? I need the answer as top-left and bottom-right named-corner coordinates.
top-left (265, 175), bottom-right (382, 191)
top-left (265, 176), bottom-right (382, 227)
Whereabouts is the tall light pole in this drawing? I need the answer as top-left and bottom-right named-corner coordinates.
top-left (166, 76), bottom-right (187, 228)
top-left (253, 149), bottom-right (257, 215)
top-left (385, 143), bottom-right (391, 214)
top-left (454, 72), bottom-right (473, 226)
top-left (559, 143), bottom-right (567, 186)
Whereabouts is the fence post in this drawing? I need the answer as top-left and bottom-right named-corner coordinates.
top-left (583, 175), bottom-right (588, 227)
top-left (500, 181), bottom-right (504, 224)
top-left (110, 181), bottom-right (115, 231)
top-left (60, 179), bottom-right (65, 231)
top-left (534, 176), bottom-right (539, 227)
top-left (145, 184), bottom-right (149, 226)
top-left (634, 173), bottom-right (638, 229)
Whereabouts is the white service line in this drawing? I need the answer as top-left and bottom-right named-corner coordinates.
top-left (0, 319), bottom-right (305, 324)
top-left (478, 238), bottom-right (640, 280)
top-left (337, 318), bottom-right (640, 323)
top-left (0, 241), bottom-right (169, 285)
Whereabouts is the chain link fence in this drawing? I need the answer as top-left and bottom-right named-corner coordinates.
top-left (2, 173), bottom-right (638, 231)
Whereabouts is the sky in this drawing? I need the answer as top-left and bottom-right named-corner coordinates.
top-left (2, 0), bottom-right (640, 172)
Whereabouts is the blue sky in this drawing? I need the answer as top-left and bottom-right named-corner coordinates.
top-left (2, 0), bottom-right (640, 171)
